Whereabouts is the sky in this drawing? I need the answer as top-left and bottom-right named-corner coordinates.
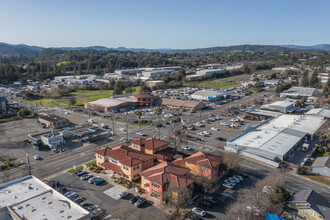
top-left (0, 0), bottom-right (330, 49)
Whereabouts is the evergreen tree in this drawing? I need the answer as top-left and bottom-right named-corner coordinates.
top-left (300, 70), bottom-right (309, 87)
top-left (309, 69), bottom-right (318, 88)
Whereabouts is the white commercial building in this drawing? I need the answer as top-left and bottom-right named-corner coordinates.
top-left (261, 99), bottom-right (296, 113)
top-left (280, 87), bottom-right (319, 99)
top-left (141, 69), bottom-right (173, 79)
top-left (191, 90), bottom-right (233, 101)
top-left (0, 175), bottom-right (91, 220)
top-left (225, 112), bottom-right (327, 164)
top-left (41, 132), bottom-right (65, 148)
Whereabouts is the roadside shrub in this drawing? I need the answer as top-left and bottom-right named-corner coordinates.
top-left (17, 108), bottom-right (31, 118)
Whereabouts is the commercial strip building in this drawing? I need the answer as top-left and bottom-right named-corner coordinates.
top-left (280, 87), bottom-right (319, 99)
top-left (246, 107), bottom-right (283, 120)
top-left (190, 90), bottom-right (234, 101)
top-left (186, 68), bottom-right (225, 81)
top-left (225, 112), bottom-right (328, 165)
top-left (161, 98), bottom-right (206, 111)
top-left (84, 95), bottom-right (137, 112)
top-left (140, 162), bottom-right (195, 201)
top-left (146, 80), bottom-right (165, 88)
top-left (0, 175), bottom-right (91, 220)
top-left (38, 115), bottom-right (70, 129)
top-left (261, 99), bottom-right (296, 113)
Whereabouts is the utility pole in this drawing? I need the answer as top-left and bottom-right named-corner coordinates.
top-left (112, 110), bottom-right (115, 138)
top-left (26, 153), bottom-right (31, 175)
top-left (126, 108), bottom-right (129, 146)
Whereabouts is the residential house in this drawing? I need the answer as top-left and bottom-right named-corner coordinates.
top-left (95, 145), bottom-right (154, 182)
top-left (288, 190), bottom-right (330, 220)
top-left (140, 161), bottom-right (194, 201)
top-left (38, 115), bottom-right (70, 129)
top-left (172, 151), bottom-right (227, 180)
top-left (311, 157), bottom-right (330, 177)
top-left (131, 137), bottom-right (174, 162)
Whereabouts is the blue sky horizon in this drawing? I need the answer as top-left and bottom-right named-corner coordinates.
top-left (1, 0), bottom-right (329, 49)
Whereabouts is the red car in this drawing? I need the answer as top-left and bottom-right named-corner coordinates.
top-left (0, 164), bottom-right (7, 170)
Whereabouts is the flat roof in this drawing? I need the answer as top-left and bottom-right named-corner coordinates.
top-left (0, 176), bottom-right (90, 220)
top-left (306, 108), bottom-right (330, 118)
top-left (247, 107), bottom-right (283, 117)
top-left (281, 87), bottom-right (317, 96)
top-left (269, 100), bottom-right (294, 108)
top-left (87, 96), bottom-right (135, 108)
top-left (192, 90), bottom-right (233, 97)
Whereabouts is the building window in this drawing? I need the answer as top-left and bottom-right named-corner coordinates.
top-left (98, 162), bottom-right (100, 165)
top-left (123, 165), bottom-right (129, 171)
top-left (311, 213), bottom-right (316, 216)
top-left (144, 176), bottom-right (148, 180)
top-left (144, 160), bottom-right (149, 164)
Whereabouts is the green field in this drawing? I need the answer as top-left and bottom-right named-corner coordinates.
top-left (184, 80), bottom-right (240, 89)
top-left (26, 86), bottom-right (141, 108)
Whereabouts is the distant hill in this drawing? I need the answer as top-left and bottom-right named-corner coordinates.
top-left (281, 44), bottom-right (330, 51)
top-left (0, 42), bottom-right (329, 57)
top-left (0, 42), bottom-right (43, 56)
top-left (173, 45), bottom-right (299, 53)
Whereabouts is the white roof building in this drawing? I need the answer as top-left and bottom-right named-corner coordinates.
top-left (191, 90), bottom-right (233, 101)
top-left (261, 99), bottom-right (296, 113)
top-left (0, 175), bottom-right (90, 220)
top-left (280, 87), bottom-right (319, 98)
top-left (226, 113), bottom-right (327, 163)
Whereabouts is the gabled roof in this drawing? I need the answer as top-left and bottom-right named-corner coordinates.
top-left (179, 151), bottom-right (224, 168)
top-left (289, 190), bottom-right (330, 219)
top-left (140, 162), bottom-right (194, 189)
top-left (95, 145), bottom-right (154, 167)
top-left (131, 137), bottom-right (169, 151)
top-left (312, 157), bottom-right (330, 168)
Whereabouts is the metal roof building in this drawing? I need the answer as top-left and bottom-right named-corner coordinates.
top-left (225, 113), bottom-right (327, 163)
top-left (280, 87), bottom-right (319, 98)
top-left (0, 176), bottom-right (90, 220)
top-left (190, 90), bottom-right (233, 101)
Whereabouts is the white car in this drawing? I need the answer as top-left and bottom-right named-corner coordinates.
top-left (183, 146), bottom-right (192, 151)
top-left (195, 123), bottom-right (204, 127)
top-left (233, 175), bottom-right (243, 181)
top-left (202, 131), bottom-right (210, 135)
top-left (119, 128), bottom-right (127, 132)
top-left (136, 131), bottom-right (144, 136)
top-left (220, 122), bottom-right (229, 126)
top-left (211, 127), bottom-right (219, 131)
top-left (223, 183), bottom-right (235, 188)
top-left (33, 155), bottom-right (40, 160)
top-left (192, 207), bottom-right (206, 217)
top-left (197, 132), bottom-right (206, 137)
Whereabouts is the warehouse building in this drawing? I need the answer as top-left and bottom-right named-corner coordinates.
top-left (225, 112), bottom-right (327, 165)
top-left (84, 96), bottom-right (137, 112)
top-left (0, 175), bottom-right (91, 220)
top-left (261, 99), bottom-right (296, 113)
top-left (280, 87), bottom-right (319, 99)
top-left (146, 80), bottom-right (165, 88)
top-left (190, 90), bottom-right (233, 101)
top-left (161, 98), bottom-right (205, 111)
top-left (38, 115), bottom-right (70, 129)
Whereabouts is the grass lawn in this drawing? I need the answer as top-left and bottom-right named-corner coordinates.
top-left (67, 165), bottom-right (84, 174)
top-left (85, 160), bottom-right (96, 167)
top-left (247, 88), bottom-right (262, 93)
top-left (25, 86), bottom-right (141, 108)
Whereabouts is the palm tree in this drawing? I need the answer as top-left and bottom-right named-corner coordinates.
top-left (155, 107), bottom-right (162, 139)
top-left (136, 111), bottom-right (142, 132)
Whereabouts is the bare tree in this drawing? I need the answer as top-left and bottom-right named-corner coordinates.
top-left (163, 185), bottom-right (191, 216)
top-left (223, 152), bottom-right (240, 172)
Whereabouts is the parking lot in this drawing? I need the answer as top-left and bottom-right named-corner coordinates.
top-left (50, 171), bottom-right (167, 219)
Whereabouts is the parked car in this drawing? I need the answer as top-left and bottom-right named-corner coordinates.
top-left (56, 186), bottom-right (67, 194)
top-left (119, 191), bottom-right (129, 199)
top-left (192, 207), bottom-right (206, 217)
top-left (220, 122), bottom-right (229, 126)
top-left (183, 146), bottom-right (192, 151)
top-left (130, 195), bottom-right (140, 204)
top-left (46, 180), bottom-right (60, 188)
top-left (93, 178), bottom-right (105, 185)
top-left (88, 176), bottom-right (99, 184)
top-left (134, 197), bottom-right (146, 207)
top-left (215, 137), bottom-right (226, 141)
top-left (201, 200), bottom-right (212, 208)
top-left (75, 170), bottom-right (86, 176)
top-left (203, 196), bottom-right (217, 204)
top-left (34, 155), bottom-right (41, 160)
top-left (211, 127), bottom-right (219, 131)
top-left (156, 124), bottom-right (163, 128)
top-left (195, 137), bottom-right (204, 141)
top-left (136, 131), bottom-right (144, 136)
top-left (81, 173), bottom-right (93, 180)
top-left (197, 132), bottom-right (206, 137)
